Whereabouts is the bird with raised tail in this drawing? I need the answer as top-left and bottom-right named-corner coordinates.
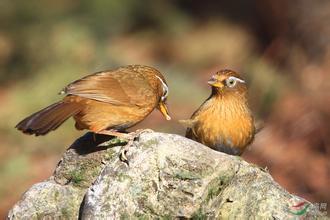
top-left (180, 69), bottom-right (255, 156)
top-left (16, 65), bottom-right (171, 146)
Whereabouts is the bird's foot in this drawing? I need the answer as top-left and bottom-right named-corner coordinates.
top-left (119, 129), bottom-right (154, 164)
top-left (96, 129), bottom-right (154, 165)
top-left (95, 129), bottom-right (131, 164)
top-left (131, 128), bottom-right (154, 141)
top-left (119, 138), bottom-right (134, 165)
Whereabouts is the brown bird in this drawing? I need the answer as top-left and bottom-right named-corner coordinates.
top-left (181, 69), bottom-right (255, 155)
top-left (16, 65), bottom-right (171, 141)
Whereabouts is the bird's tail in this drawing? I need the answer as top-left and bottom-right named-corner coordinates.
top-left (15, 101), bottom-right (81, 136)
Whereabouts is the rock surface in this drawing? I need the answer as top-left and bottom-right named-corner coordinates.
top-left (7, 132), bottom-right (325, 219)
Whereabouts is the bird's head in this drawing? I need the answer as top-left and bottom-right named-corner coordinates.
top-left (207, 69), bottom-right (247, 97)
top-left (135, 65), bottom-right (171, 121)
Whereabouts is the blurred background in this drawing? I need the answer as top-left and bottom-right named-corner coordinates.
top-left (1, 0), bottom-right (329, 217)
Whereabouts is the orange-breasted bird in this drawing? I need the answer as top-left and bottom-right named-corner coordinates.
top-left (181, 69), bottom-right (255, 155)
top-left (16, 65), bottom-right (171, 140)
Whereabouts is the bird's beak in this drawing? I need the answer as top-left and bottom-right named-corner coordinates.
top-left (207, 78), bottom-right (224, 88)
top-left (158, 101), bottom-right (171, 120)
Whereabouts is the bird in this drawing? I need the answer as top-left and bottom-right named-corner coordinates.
top-left (16, 65), bottom-right (171, 142)
top-left (180, 69), bottom-right (255, 156)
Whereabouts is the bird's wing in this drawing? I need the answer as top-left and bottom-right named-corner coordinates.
top-left (61, 67), bottom-right (157, 107)
top-left (178, 119), bottom-right (197, 128)
top-left (179, 118), bottom-right (199, 139)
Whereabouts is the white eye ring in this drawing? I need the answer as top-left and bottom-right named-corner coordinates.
top-left (225, 76), bottom-right (245, 88)
top-left (155, 75), bottom-right (169, 101)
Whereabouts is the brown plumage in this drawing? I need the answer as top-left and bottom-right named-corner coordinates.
top-left (181, 69), bottom-right (255, 155)
top-left (16, 65), bottom-right (171, 136)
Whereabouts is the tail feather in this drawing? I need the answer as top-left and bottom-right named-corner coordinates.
top-left (16, 101), bottom-right (81, 136)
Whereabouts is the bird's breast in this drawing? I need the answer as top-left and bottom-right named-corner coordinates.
top-left (193, 97), bottom-right (254, 152)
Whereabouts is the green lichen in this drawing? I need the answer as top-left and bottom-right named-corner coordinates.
top-left (69, 169), bottom-right (85, 186)
top-left (206, 185), bottom-right (222, 203)
top-left (64, 155), bottom-right (107, 187)
top-left (118, 172), bottom-right (132, 182)
top-left (160, 214), bottom-right (172, 220)
top-left (134, 212), bottom-right (150, 220)
top-left (54, 190), bottom-right (59, 201)
top-left (141, 139), bottom-right (158, 149)
top-left (100, 137), bottom-right (128, 147)
top-left (174, 170), bottom-right (201, 180)
top-left (91, 169), bottom-right (99, 177)
top-left (191, 208), bottom-right (208, 220)
top-left (61, 207), bottom-right (70, 219)
top-left (205, 176), bottom-right (229, 203)
top-left (120, 212), bottom-right (130, 220)
top-left (103, 149), bottom-right (116, 161)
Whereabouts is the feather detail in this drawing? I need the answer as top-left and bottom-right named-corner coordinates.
top-left (186, 93), bottom-right (255, 154)
top-left (61, 65), bottom-right (161, 108)
top-left (15, 101), bottom-right (82, 136)
top-left (178, 119), bottom-right (197, 128)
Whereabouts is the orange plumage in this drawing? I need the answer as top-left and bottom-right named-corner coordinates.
top-left (182, 69), bottom-right (255, 155)
top-left (16, 65), bottom-right (171, 137)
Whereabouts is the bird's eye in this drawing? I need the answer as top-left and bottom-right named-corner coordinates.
top-left (156, 75), bottom-right (169, 102)
top-left (226, 77), bottom-right (237, 88)
top-left (163, 87), bottom-right (168, 97)
top-left (161, 82), bottom-right (169, 102)
top-left (225, 76), bottom-right (245, 88)
top-left (161, 89), bottom-right (168, 101)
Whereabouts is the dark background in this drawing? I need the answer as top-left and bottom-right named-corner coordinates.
top-left (1, 0), bottom-right (329, 217)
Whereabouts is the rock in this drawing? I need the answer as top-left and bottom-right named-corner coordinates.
top-left (7, 132), bottom-right (325, 219)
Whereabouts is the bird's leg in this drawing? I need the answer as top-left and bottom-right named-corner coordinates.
top-left (92, 133), bottom-right (97, 142)
top-left (119, 129), bottom-right (155, 163)
top-left (96, 128), bottom-right (154, 164)
top-left (96, 129), bottom-right (154, 164)
top-left (96, 129), bottom-right (132, 140)
top-left (95, 129), bottom-right (138, 164)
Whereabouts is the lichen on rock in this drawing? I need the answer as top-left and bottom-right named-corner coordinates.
top-left (7, 132), bottom-right (325, 219)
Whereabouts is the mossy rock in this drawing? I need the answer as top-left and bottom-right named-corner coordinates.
top-left (8, 132), bottom-right (325, 219)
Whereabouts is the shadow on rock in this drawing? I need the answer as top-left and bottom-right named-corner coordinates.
top-left (70, 132), bottom-right (127, 155)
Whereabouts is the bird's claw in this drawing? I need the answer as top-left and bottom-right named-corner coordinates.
top-left (119, 129), bottom-right (153, 165)
top-left (119, 146), bottom-right (129, 165)
top-left (132, 128), bottom-right (154, 141)
top-left (119, 136), bottom-right (135, 165)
